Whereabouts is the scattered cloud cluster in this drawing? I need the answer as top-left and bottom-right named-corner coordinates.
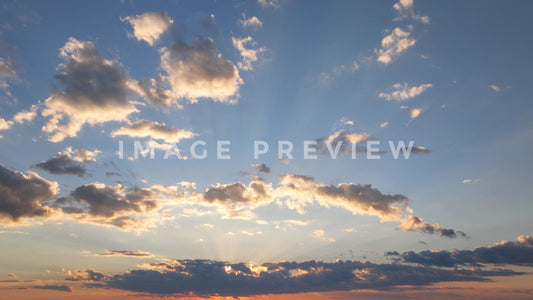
top-left (232, 36), bottom-right (267, 71)
top-left (393, 0), bottom-right (430, 24)
top-left (376, 28), bottom-right (416, 65)
top-left (379, 83), bottom-right (433, 102)
top-left (239, 15), bottom-right (262, 28)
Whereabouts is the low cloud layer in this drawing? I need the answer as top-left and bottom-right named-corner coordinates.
top-left (387, 235), bottom-right (533, 267)
top-left (68, 257), bottom-right (522, 297)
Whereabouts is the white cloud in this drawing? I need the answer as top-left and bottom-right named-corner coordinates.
top-left (240, 15), bottom-right (262, 28)
top-left (319, 61), bottom-right (359, 84)
top-left (409, 107), bottom-right (424, 119)
top-left (41, 38), bottom-right (139, 142)
top-left (121, 12), bottom-right (173, 46)
top-left (0, 58), bottom-right (17, 79)
top-left (380, 121), bottom-right (389, 128)
top-left (111, 120), bottom-right (196, 144)
top-left (232, 36), bottom-right (267, 71)
top-left (379, 83), bottom-right (433, 101)
top-left (393, 0), bottom-right (430, 24)
top-left (376, 28), bottom-right (416, 65)
top-left (0, 118), bottom-right (13, 131)
top-left (13, 104), bottom-right (38, 124)
top-left (160, 36), bottom-right (243, 103)
top-left (258, 0), bottom-right (281, 8)
top-left (490, 85), bottom-right (501, 92)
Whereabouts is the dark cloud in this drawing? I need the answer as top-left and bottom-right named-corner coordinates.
top-left (55, 184), bottom-right (156, 217)
top-left (399, 215), bottom-right (467, 238)
top-left (53, 183), bottom-right (157, 230)
top-left (69, 259), bottom-right (523, 297)
top-left (42, 38), bottom-right (139, 142)
top-left (252, 163), bottom-right (270, 174)
top-left (386, 235), bottom-right (533, 267)
top-left (33, 147), bottom-right (100, 177)
top-left (105, 171), bottom-right (121, 177)
top-left (97, 250), bottom-right (153, 257)
top-left (33, 154), bottom-right (86, 177)
top-left (0, 164), bottom-right (57, 222)
top-left (32, 285), bottom-right (72, 292)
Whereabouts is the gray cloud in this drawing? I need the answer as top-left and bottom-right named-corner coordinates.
top-left (252, 163), bottom-right (270, 174)
top-left (399, 216), bottom-right (467, 239)
top-left (53, 183), bottom-right (157, 230)
top-left (41, 38), bottom-right (139, 142)
top-left (97, 250), bottom-right (153, 257)
top-left (387, 235), bottom-right (533, 267)
top-left (69, 258), bottom-right (523, 297)
top-left (0, 164), bottom-right (58, 222)
top-left (32, 285), bottom-right (72, 293)
top-left (33, 147), bottom-right (100, 177)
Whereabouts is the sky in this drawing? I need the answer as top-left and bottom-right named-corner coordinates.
top-left (0, 0), bottom-right (533, 299)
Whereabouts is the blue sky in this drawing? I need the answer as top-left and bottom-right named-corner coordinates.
top-left (0, 0), bottom-right (533, 298)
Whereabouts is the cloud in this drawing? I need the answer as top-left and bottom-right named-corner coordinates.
top-left (258, 0), bottom-right (282, 8)
top-left (252, 163), bottom-right (270, 174)
top-left (274, 219), bottom-right (308, 231)
top-left (398, 216), bottom-right (467, 238)
top-left (312, 229), bottom-right (336, 242)
top-left (111, 120), bottom-right (196, 144)
top-left (376, 28), bottom-right (416, 65)
top-left (379, 83), bottom-right (432, 102)
top-left (240, 15), bottom-right (262, 28)
top-left (232, 36), bottom-right (267, 71)
top-left (315, 129), bottom-right (371, 156)
top-left (0, 57), bottom-right (16, 79)
top-left (33, 147), bottom-right (100, 177)
top-left (159, 35), bottom-right (243, 103)
top-left (409, 107), bottom-right (424, 119)
top-left (69, 258), bottom-right (523, 296)
top-left (0, 118), bottom-right (13, 131)
top-left (380, 121), bottom-right (389, 128)
top-left (0, 164), bottom-right (58, 222)
top-left (411, 146), bottom-right (431, 154)
top-left (201, 178), bottom-right (273, 219)
top-left (13, 105), bottom-right (38, 124)
top-left (41, 38), bottom-right (139, 142)
top-left (97, 250), bottom-right (153, 257)
top-left (319, 61), bottom-right (359, 84)
top-left (121, 12), bottom-right (173, 46)
top-left (53, 183), bottom-right (158, 230)
top-left (278, 174), bottom-right (410, 222)
top-left (387, 235), bottom-right (533, 267)
top-left (490, 85), bottom-right (501, 92)
top-left (32, 285), bottom-right (72, 292)
top-left (393, 0), bottom-right (430, 24)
